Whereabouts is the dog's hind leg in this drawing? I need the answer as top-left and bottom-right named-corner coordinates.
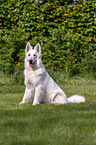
top-left (52, 95), bottom-right (68, 105)
top-left (20, 87), bottom-right (34, 104)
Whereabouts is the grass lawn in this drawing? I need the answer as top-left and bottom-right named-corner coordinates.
top-left (0, 71), bottom-right (96, 145)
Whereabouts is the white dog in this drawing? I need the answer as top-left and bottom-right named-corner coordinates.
top-left (20, 42), bottom-right (85, 105)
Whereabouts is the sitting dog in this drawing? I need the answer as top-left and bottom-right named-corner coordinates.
top-left (20, 42), bottom-right (85, 105)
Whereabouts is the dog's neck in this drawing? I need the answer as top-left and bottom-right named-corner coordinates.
top-left (25, 61), bottom-right (45, 77)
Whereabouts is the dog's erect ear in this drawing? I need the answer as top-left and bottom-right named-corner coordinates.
top-left (25, 42), bottom-right (33, 54)
top-left (34, 43), bottom-right (41, 55)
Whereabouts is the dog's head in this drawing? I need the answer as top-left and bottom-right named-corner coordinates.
top-left (25, 42), bottom-right (41, 68)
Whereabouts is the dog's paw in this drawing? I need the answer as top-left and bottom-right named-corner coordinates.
top-left (19, 101), bottom-right (25, 104)
top-left (32, 101), bottom-right (39, 106)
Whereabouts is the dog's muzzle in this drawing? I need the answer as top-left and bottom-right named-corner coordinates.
top-left (29, 59), bottom-right (36, 67)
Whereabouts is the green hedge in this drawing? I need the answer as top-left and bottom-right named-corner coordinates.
top-left (0, 0), bottom-right (96, 77)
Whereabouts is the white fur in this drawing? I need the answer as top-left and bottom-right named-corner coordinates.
top-left (20, 42), bottom-right (85, 105)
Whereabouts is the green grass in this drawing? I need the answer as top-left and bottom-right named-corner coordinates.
top-left (0, 71), bottom-right (96, 145)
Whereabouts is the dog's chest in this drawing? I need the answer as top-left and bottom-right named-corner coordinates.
top-left (25, 69), bottom-right (45, 87)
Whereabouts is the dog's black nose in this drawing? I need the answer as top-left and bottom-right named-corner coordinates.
top-left (29, 59), bottom-right (33, 64)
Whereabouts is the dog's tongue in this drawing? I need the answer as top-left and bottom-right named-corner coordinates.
top-left (29, 64), bottom-right (33, 67)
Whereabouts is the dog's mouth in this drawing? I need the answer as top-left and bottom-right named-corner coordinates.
top-left (29, 60), bottom-right (35, 67)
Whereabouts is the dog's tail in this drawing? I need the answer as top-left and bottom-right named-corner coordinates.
top-left (67, 95), bottom-right (85, 103)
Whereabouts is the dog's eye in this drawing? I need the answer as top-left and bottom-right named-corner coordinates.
top-left (33, 54), bottom-right (37, 57)
top-left (28, 54), bottom-right (30, 56)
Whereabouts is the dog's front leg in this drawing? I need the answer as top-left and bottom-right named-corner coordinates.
top-left (20, 87), bottom-right (34, 104)
top-left (32, 86), bottom-right (44, 106)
